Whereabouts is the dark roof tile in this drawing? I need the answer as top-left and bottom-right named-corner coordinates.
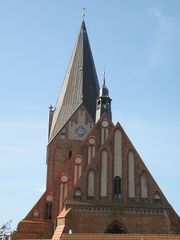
top-left (49, 21), bottom-right (99, 142)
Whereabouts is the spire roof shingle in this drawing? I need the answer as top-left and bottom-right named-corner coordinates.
top-left (49, 21), bottom-right (99, 142)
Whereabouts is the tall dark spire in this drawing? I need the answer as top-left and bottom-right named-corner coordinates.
top-left (49, 21), bottom-right (100, 142)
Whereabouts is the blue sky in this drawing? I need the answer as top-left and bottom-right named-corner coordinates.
top-left (0, 0), bottom-right (180, 229)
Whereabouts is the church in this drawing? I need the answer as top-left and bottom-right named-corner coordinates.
top-left (13, 21), bottom-right (180, 240)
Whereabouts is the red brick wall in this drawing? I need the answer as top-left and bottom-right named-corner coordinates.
top-left (63, 208), bottom-right (179, 234)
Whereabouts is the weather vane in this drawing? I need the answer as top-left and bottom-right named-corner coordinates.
top-left (82, 7), bottom-right (86, 20)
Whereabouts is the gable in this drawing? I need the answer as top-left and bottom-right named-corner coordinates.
top-left (61, 116), bottom-right (175, 212)
top-left (22, 113), bottom-right (179, 231)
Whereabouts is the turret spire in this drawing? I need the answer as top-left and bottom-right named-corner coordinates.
top-left (96, 71), bottom-right (112, 122)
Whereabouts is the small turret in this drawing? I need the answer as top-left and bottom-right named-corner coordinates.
top-left (96, 72), bottom-right (112, 122)
top-left (48, 105), bottom-right (54, 139)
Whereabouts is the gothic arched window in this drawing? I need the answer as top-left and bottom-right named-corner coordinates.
top-left (68, 149), bottom-right (72, 159)
top-left (128, 151), bottom-right (135, 198)
top-left (153, 192), bottom-right (161, 203)
top-left (105, 221), bottom-right (126, 234)
top-left (100, 150), bottom-right (108, 197)
top-left (74, 157), bottom-right (82, 185)
top-left (114, 176), bottom-right (121, 198)
top-left (74, 188), bottom-right (82, 199)
top-left (45, 202), bottom-right (52, 220)
top-left (59, 175), bottom-right (68, 211)
top-left (87, 170), bottom-right (95, 198)
top-left (140, 172), bottom-right (148, 198)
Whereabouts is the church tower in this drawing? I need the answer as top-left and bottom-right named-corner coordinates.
top-left (14, 21), bottom-right (180, 239)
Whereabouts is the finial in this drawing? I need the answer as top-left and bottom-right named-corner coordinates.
top-left (102, 66), bottom-right (106, 87)
top-left (49, 105), bottom-right (53, 111)
top-left (82, 7), bottom-right (86, 20)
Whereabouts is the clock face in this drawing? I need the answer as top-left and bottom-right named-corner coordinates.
top-left (75, 125), bottom-right (87, 137)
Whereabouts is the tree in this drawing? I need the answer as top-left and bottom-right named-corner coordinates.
top-left (0, 220), bottom-right (12, 234)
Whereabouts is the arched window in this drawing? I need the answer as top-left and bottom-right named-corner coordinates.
top-left (106, 225), bottom-right (125, 234)
top-left (68, 149), bottom-right (72, 159)
top-left (88, 137), bottom-right (96, 164)
top-left (33, 209), bottom-right (39, 219)
top-left (154, 192), bottom-right (161, 202)
top-left (101, 120), bottom-right (109, 145)
top-left (128, 151), bottom-right (135, 198)
top-left (114, 130), bottom-right (122, 178)
top-left (74, 157), bottom-right (82, 185)
top-left (45, 202), bottom-right (52, 220)
top-left (87, 170), bottom-right (95, 198)
top-left (44, 194), bottom-right (54, 220)
top-left (74, 188), bottom-right (82, 199)
top-left (105, 221), bottom-right (126, 234)
top-left (59, 175), bottom-right (68, 211)
top-left (140, 172), bottom-right (148, 198)
top-left (114, 176), bottom-right (121, 198)
top-left (100, 150), bottom-right (108, 197)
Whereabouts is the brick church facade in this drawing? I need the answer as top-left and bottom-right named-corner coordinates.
top-left (14, 21), bottom-right (180, 239)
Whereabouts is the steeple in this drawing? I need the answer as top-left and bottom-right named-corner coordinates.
top-left (96, 72), bottom-right (112, 122)
top-left (49, 21), bottom-right (100, 142)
